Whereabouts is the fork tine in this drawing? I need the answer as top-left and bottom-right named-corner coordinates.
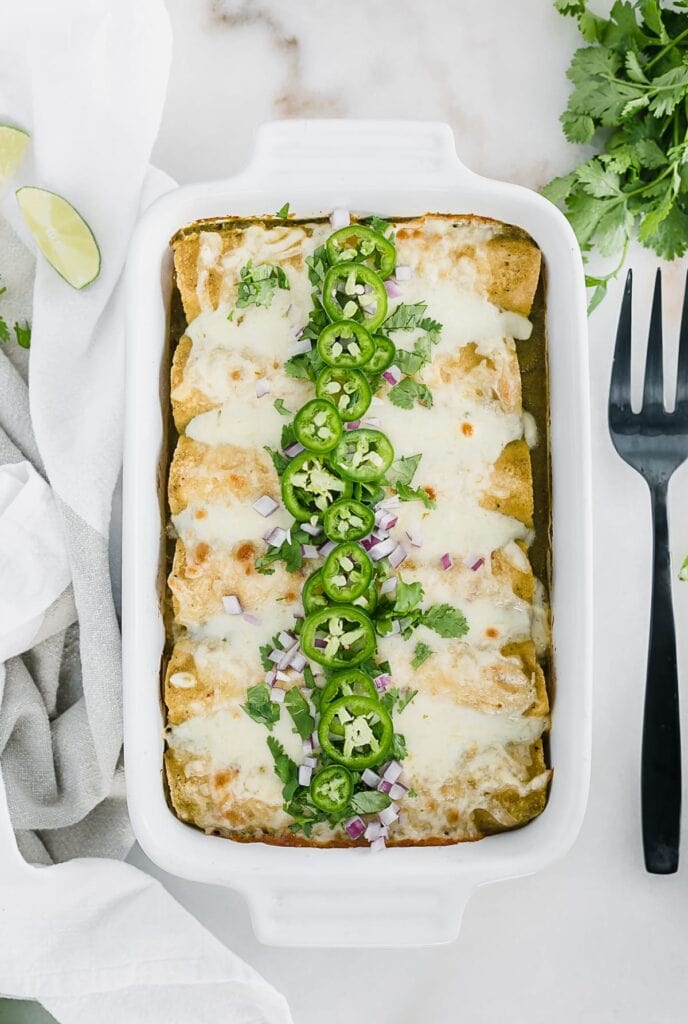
top-left (676, 268), bottom-right (688, 412)
top-left (609, 269), bottom-right (633, 416)
top-left (641, 268), bottom-right (664, 412)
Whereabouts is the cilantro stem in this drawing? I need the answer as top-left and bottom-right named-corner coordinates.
top-left (646, 26), bottom-right (688, 71)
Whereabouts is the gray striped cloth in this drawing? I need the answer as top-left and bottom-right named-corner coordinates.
top-left (0, 215), bottom-right (130, 864)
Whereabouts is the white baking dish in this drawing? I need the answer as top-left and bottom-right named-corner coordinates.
top-left (122, 119), bottom-right (592, 948)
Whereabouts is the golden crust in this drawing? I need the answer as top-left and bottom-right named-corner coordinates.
top-left (169, 436), bottom-right (278, 516)
top-left (480, 439), bottom-right (534, 526)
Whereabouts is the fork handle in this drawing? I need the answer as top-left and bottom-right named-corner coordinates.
top-left (642, 482), bottom-right (682, 873)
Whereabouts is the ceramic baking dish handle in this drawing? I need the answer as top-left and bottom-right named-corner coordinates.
top-left (246, 874), bottom-right (477, 947)
top-left (244, 118), bottom-right (476, 190)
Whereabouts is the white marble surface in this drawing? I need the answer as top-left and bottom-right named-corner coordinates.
top-left (129, 1), bottom-right (688, 1021)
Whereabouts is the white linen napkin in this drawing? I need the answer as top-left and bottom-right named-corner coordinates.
top-left (0, 1), bottom-right (294, 1020)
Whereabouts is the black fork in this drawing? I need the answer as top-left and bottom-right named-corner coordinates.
top-left (608, 268), bottom-right (688, 874)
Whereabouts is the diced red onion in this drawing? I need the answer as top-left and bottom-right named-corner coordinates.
top-left (303, 756), bottom-right (317, 769)
top-left (463, 553), bottom-right (485, 571)
top-left (377, 779), bottom-right (392, 795)
top-left (375, 495), bottom-right (401, 510)
top-left (298, 764), bottom-right (313, 786)
top-left (440, 552), bottom-right (453, 571)
top-left (270, 688), bottom-right (285, 704)
top-left (291, 652), bottom-right (307, 673)
top-left (302, 521), bottom-right (322, 537)
top-left (386, 619), bottom-right (401, 636)
top-left (345, 419), bottom-right (361, 430)
top-left (301, 543), bottom-right (319, 560)
top-left (265, 670), bottom-right (277, 686)
top-left (383, 760), bottom-right (403, 783)
top-left (277, 643), bottom-right (299, 671)
top-left (268, 649), bottom-right (283, 665)
top-left (384, 278), bottom-right (403, 298)
top-left (276, 670), bottom-right (291, 682)
top-left (374, 673), bottom-right (392, 692)
top-left (360, 534), bottom-right (381, 552)
top-left (370, 536), bottom-right (398, 562)
top-left (313, 637), bottom-right (327, 650)
top-left (242, 612), bottom-right (261, 625)
top-left (252, 494), bottom-right (279, 517)
top-left (344, 815), bottom-right (366, 840)
top-left (362, 303), bottom-right (376, 315)
top-left (302, 736), bottom-right (314, 756)
top-left (291, 337), bottom-right (312, 355)
top-left (379, 803), bottom-right (399, 827)
top-left (362, 768), bottom-right (380, 788)
top-left (406, 529), bottom-right (423, 548)
top-left (319, 539), bottom-right (337, 557)
top-left (278, 630), bottom-right (296, 647)
top-left (255, 379), bottom-right (270, 398)
top-left (293, 325), bottom-right (304, 339)
top-left (310, 730), bottom-right (320, 752)
top-left (388, 544), bottom-right (408, 569)
top-left (222, 594), bottom-right (242, 615)
top-left (330, 208), bottom-right (350, 230)
top-left (376, 511), bottom-right (398, 531)
top-left (379, 576), bottom-right (397, 596)
top-left (370, 836), bottom-right (386, 853)
top-left (364, 416), bottom-right (381, 428)
top-left (389, 782), bottom-right (408, 801)
top-left (284, 441), bottom-right (305, 458)
top-left (364, 821), bottom-right (388, 842)
top-left (265, 526), bottom-right (288, 548)
top-left (395, 265), bottom-right (412, 281)
top-left (382, 365), bottom-right (402, 386)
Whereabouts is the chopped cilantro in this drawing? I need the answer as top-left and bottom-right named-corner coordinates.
top-left (422, 603), bottom-right (469, 639)
top-left (236, 260), bottom-right (290, 310)
top-left (351, 790), bottom-right (392, 814)
top-left (396, 482), bottom-right (436, 509)
top-left (390, 733), bottom-right (408, 760)
top-left (394, 576), bottom-right (424, 615)
top-left (264, 444), bottom-right (290, 477)
top-left (273, 398), bottom-right (291, 417)
top-left (679, 555), bottom-right (688, 582)
top-left (387, 454), bottom-right (421, 487)
top-left (242, 684), bottom-right (280, 729)
top-left (365, 215), bottom-right (395, 242)
top-left (276, 202), bottom-right (290, 219)
top-left (0, 317), bottom-right (10, 344)
top-left (397, 688), bottom-right (418, 711)
top-left (267, 736), bottom-right (298, 785)
top-left (256, 528), bottom-right (306, 575)
top-left (411, 642), bottom-right (433, 669)
top-left (284, 688), bottom-right (314, 740)
top-left (388, 377), bottom-right (433, 410)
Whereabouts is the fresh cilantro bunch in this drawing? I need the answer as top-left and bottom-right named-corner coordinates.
top-left (0, 282), bottom-right (30, 348)
top-left (544, 0), bottom-right (688, 311)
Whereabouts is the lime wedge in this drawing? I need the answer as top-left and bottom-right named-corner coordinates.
top-left (0, 125), bottom-right (30, 188)
top-left (16, 186), bottom-right (101, 290)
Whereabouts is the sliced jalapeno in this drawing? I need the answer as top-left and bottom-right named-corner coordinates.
top-left (323, 498), bottom-right (375, 543)
top-left (326, 224), bottom-right (396, 279)
top-left (330, 428), bottom-right (394, 483)
top-left (317, 320), bottom-right (375, 369)
top-left (322, 541), bottom-right (373, 603)
top-left (352, 579), bottom-right (378, 616)
top-left (322, 263), bottom-right (388, 332)
top-left (300, 605), bottom-right (376, 668)
top-left (315, 367), bottom-right (371, 422)
top-left (318, 695), bottom-right (393, 769)
top-left (302, 568), bottom-right (328, 615)
top-left (294, 398), bottom-right (342, 453)
top-left (321, 669), bottom-right (378, 708)
top-left (366, 334), bottom-right (396, 374)
top-left (281, 451), bottom-right (352, 521)
top-left (309, 764), bottom-right (353, 814)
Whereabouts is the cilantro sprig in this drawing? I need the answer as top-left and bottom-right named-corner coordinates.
top-left (545, 0), bottom-right (688, 311)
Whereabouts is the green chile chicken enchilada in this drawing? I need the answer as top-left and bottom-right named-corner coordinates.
top-left (163, 211), bottom-right (552, 849)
